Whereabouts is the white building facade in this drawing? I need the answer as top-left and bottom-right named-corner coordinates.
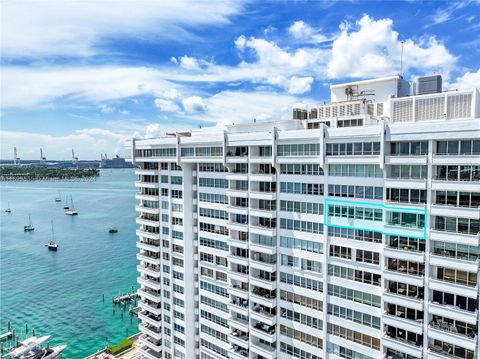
top-left (129, 75), bottom-right (480, 359)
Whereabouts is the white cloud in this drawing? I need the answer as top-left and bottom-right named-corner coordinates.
top-left (1, 0), bottom-right (245, 58)
top-left (182, 96), bottom-right (206, 112)
top-left (162, 89), bottom-right (180, 100)
top-left (327, 15), bottom-right (457, 79)
top-left (429, 1), bottom-right (469, 26)
top-left (288, 76), bottom-right (314, 94)
top-left (288, 20), bottom-right (330, 43)
top-left (192, 90), bottom-right (311, 126)
top-left (234, 35), bottom-right (247, 50)
top-left (154, 98), bottom-right (180, 112)
top-left (119, 109), bottom-right (129, 115)
top-left (0, 66), bottom-right (181, 108)
top-left (99, 104), bottom-right (115, 113)
top-left (179, 56), bottom-right (201, 70)
top-left (451, 68), bottom-right (480, 90)
top-left (0, 128), bottom-right (129, 160)
top-left (144, 124), bottom-right (163, 139)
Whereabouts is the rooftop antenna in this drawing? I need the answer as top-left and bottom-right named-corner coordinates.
top-left (400, 40), bottom-right (405, 77)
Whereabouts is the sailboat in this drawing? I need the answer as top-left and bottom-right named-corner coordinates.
top-left (65, 195), bottom-right (78, 216)
top-left (63, 195), bottom-right (69, 209)
top-left (45, 221), bottom-right (59, 251)
top-left (5, 202), bottom-right (11, 213)
top-left (24, 215), bottom-right (35, 231)
top-left (55, 192), bottom-right (62, 202)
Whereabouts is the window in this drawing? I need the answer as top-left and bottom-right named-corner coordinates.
top-left (437, 140), bottom-right (480, 155)
top-left (280, 182), bottom-right (323, 195)
top-left (277, 143), bottom-right (320, 156)
top-left (390, 141), bottom-right (428, 156)
top-left (329, 164), bottom-right (383, 177)
top-left (280, 218), bottom-right (323, 234)
top-left (328, 303), bottom-right (380, 329)
top-left (280, 200), bottom-right (323, 215)
top-left (327, 141), bottom-right (380, 156)
top-left (279, 163), bottom-right (323, 175)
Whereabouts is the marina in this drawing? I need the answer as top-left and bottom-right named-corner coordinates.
top-left (0, 169), bottom-right (139, 358)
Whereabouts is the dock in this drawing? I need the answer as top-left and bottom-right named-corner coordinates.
top-left (0, 332), bottom-right (12, 341)
top-left (112, 292), bottom-right (137, 305)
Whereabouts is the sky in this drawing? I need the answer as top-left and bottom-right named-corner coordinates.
top-left (1, 0), bottom-right (479, 160)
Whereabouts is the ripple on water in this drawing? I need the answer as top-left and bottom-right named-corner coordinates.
top-left (0, 170), bottom-right (140, 358)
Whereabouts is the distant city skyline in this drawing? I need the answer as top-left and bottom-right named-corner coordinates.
top-left (1, 0), bottom-right (480, 159)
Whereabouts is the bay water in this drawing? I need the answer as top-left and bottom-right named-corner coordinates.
top-left (0, 169), bottom-right (140, 358)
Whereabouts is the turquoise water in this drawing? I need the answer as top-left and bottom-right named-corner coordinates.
top-left (0, 169), bottom-right (140, 358)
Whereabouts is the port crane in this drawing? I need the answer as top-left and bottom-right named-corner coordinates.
top-left (71, 149), bottom-right (78, 165)
top-left (13, 147), bottom-right (21, 165)
top-left (40, 148), bottom-right (47, 163)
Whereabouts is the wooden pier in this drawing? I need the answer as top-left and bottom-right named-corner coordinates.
top-left (112, 292), bottom-right (137, 305)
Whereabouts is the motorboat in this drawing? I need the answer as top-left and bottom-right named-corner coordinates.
top-left (9, 336), bottom-right (50, 358)
top-left (24, 215), bottom-right (35, 232)
top-left (108, 226), bottom-right (118, 233)
top-left (21, 344), bottom-right (66, 359)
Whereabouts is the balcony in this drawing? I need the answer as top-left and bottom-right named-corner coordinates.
top-left (138, 288), bottom-right (161, 303)
top-left (139, 345), bottom-right (163, 359)
top-left (229, 297), bottom-right (249, 317)
top-left (138, 311), bottom-right (162, 327)
top-left (250, 271), bottom-right (276, 291)
top-left (137, 264), bottom-right (161, 278)
top-left (230, 344), bottom-right (249, 358)
top-left (138, 299), bottom-right (162, 316)
top-left (429, 318), bottom-right (477, 341)
top-left (137, 253), bottom-right (161, 265)
top-left (251, 321), bottom-right (276, 342)
top-left (139, 335), bottom-right (162, 353)
top-left (139, 323), bottom-right (162, 341)
top-left (136, 228), bottom-right (160, 240)
top-left (229, 315), bottom-right (249, 332)
top-left (136, 240), bottom-right (160, 252)
top-left (136, 205), bottom-right (160, 215)
top-left (137, 276), bottom-right (162, 291)
top-left (228, 282), bottom-right (249, 299)
top-left (135, 192), bottom-right (159, 201)
top-left (251, 304), bottom-right (276, 326)
top-left (229, 329), bottom-right (249, 346)
top-left (136, 216), bottom-right (160, 227)
top-left (250, 287), bottom-right (276, 308)
top-left (135, 181), bottom-right (159, 189)
top-left (250, 340), bottom-right (277, 359)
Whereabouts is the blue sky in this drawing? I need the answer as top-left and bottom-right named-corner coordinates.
top-left (1, 0), bottom-right (479, 160)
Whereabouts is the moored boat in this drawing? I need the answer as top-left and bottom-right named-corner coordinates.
top-left (24, 215), bottom-right (35, 232)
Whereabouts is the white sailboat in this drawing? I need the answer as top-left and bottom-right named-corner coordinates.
top-left (64, 195), bottom-right (78, 216)
top-left (5, 202), bottom-right (11, 213)
top-left (54, 192), bottom-right (61, 202)
top-left (63, 195), bottom-right (69, 210)
top-left (24, 215), bottom-right (35, 232)
top-left (45, 221), bottom-right (59, 251)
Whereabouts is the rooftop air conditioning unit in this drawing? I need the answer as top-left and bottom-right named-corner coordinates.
top-left (414, 75), bottom-right (442, 95)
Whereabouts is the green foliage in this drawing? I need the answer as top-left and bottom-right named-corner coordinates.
top-left (106, 338), bottom-right (133, 355)
top-left (0, 167), bottom-right (99, 180)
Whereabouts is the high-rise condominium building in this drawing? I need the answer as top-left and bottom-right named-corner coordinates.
top-left (128, 75), bottom-right (480, 359)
